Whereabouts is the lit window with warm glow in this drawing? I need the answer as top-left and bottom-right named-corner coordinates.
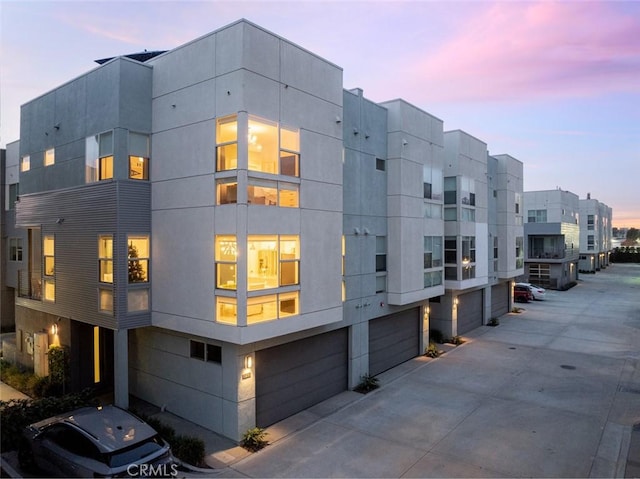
top-left (215, 236), bottom-right (237, 290)
top-left (248, 179), bottom-right (278, 206)
top-left (216, 179), bottom-right (237, 204)
top-left (128, 236), bottom-right (149, 283)
top-left (44, 279), bottom-right (55, 302)
top-left (216, 115), bottom-right (238, 171)
top-left (248, 117), bottom-right (278, 174)
top-left (247, 235), bottom-right (299, 290)
top-left (98, 235), bottom-right (113, 283)
top-left (129, 132), bottom-right (150, 180)
top-left (43, 236), bottom-right (55, 276)
top-left (44, 148), bottom-right (55, 167)
top-left (86, 131), bottom-right (114, 182)
top-left (20, 155), bottom-right (30, 172)
top-left (247, 292), bottom-right (299, 324)
top-left (216, 297), bottom-right (237, 324)
top-left (280, 126), bottom-right (300, 177)
top-left (279, 183), bottom-right (299, 207)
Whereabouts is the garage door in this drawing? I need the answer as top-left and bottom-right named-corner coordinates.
top-left (491, 282), bottom-right (509, 318)
top-left (255, 329), bottom-right (348, 428)
top-left (457, 290), bottom-right (483, 334)
top-left (369, 308), bottom-right (420, 376)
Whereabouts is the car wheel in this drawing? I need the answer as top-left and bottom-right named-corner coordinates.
top-left (18, 438), bottom-right (36, 472)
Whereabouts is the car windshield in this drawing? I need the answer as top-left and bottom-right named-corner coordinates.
top-left (108, 435), bottom-right (165, 468)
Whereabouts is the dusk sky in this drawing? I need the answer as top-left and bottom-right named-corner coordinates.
top-left (2, 1), bottom-right (639, 227)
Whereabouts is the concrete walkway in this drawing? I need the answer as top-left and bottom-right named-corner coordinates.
top-left (197, 263), bottom-right (640, 478)
top-left (0, 380), bottom-right (30, 401)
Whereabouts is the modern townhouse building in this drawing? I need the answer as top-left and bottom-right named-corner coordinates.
top-left (578, 194), bottom-right (612, 273)
top-left (5, 19), bottom-right (524, 441)
top-left (429, 132), bottom-right (524, 338)
top-left (523, 189), bottom-right (580, 290)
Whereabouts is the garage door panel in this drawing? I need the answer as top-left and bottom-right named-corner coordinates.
top-left (491, 283), bottom-right (509, 317)
top-left (256, 329), bottom-right (348, 427)
top-left (369, 309), bottom-right (420, 376)
top-left (458, 290), bottom-right (483, 335)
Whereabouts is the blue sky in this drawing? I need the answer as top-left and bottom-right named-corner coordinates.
top-left (2, 0), bottom-right (639, 226)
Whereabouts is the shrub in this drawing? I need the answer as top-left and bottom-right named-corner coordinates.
top-left (354, 374), bottom-right (379, 394)
top-left (171, 435), bottom-right (206, 467)
top-left (488, 317), bottom-right (500, 327)
top-left (450, 335), bottom-right (465, 346)
top-left (425, 342), bottom-right (440, 358)
top-left (241, 427), bottom-right (269, 452)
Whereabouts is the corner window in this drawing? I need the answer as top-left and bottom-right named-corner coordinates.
top-left (129, 132), bottom-right (150, 180)
top-left (216, 297), bottom-right (237, 324)
top-left (8, 183), bottom-right (19, 210)
top-left (20, 155), bottom-right (30, 172)
top-left (127, 236), bottom-right (149, 283)
top-left (247, 235), bottom-right (299, 290)
top-left (98, 236), bottom-right (113, 283)
top-left (376, 236), bottom-right (387, 272)
top-left (445, 237), bottom-right (457, 264)
top-left (127, 289), bottom-right (149, 312)
top-left (216, 179), bottom-right (238, 204)
top-left (215, 236), bottom-right (237, 290)
top-left (44, 148), bottom-right (55, 167)
top-left (424, 236), bottom-right (443, 269)
top-left (190, 341), bottom-right (221, 363)
top-left (216, 115), bottom-right (238, 171)
top-left (86, 131), bottom-right (114, 182)
top-left (376, 158), bottom-right (385, 171)
top-left (280, 126), bottom-right (300, 177)
top-left (444, 176), bottom-right (456, 204)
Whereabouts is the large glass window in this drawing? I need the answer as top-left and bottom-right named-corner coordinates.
top-left (128, 236), bottom-right (149, 283)
top-left (86, 131), bottom-right (114, 182)
top-left (215, 236), bottom-right (237, 290)
top-left (460, 177), bottom-right (475, 206)
top-left (247, 235), bottom-right (299, 290)
top-left (8, 183), bottom-right (19, 210)
top-left (587, 215), bottom-right (595, 230)
top-left (444, 236), bottom-right (457, 264)
top-left (516, 236), bottom-right (524, 268)
top-left (423, 164), bottom-right (442, 200)
top-left (280, 126), bottom-right (300, 177)
top-left (98, 235), bottom-right (113, 283)
top-left (248, 117), bottom-right (278, 174)
top-left (44, 148), bottom-right (55, 167)
top-left (216, 297), bottom-right (237, 324)
top-left (129, 132), bottom-right (149, 180)
top-left (444, 176), bottom-right (457, 204)
top-left (216, 115), bottom-right (238, 171)
top-left (424, 236), bottom-right (443, 269)
top-left (216, 179), bottom-right (237, 204)
top-left (461, 236), bottom-right (476, 264)
top-left (248, 179), bottom-right (278, 206)
top-left (527, 209), bottom-right (547, 223)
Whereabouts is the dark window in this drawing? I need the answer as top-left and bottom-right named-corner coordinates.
top-left (376, 158), bottom-right (385, 171)
top-left (423, 182), bottom-right (432, 199)
top-left (469, 193), bottom-right (476, 206)
top-left (444, 190), bottom-right (456, 204)
top-left (190, 341), bottom-right (205, 360)
top-left (206, 344), bottom-right (222, 363)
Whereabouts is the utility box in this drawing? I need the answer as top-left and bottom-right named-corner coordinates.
top-left (34, 332), bottom-right (49, 377)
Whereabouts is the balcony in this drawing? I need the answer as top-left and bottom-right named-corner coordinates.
top-left (528, 249), bottom-right (565, 260)
top-left (17, 270), bottom-right (42, 300)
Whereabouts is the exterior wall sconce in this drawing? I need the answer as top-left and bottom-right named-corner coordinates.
top-left (51, 323), bottom-right (58, 335)
top-left (453, 298), bottom-right (459, 308)
top-left (244, 355), bottom-right (253, 370)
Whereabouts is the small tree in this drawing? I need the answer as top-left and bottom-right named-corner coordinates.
top-left (128, 243), bottom-right (146, 283)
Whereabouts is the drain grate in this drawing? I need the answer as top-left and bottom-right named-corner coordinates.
top-left (618, 385), bottom-right (640, 394)
top-left (560, 364), bottom-right (576, 370)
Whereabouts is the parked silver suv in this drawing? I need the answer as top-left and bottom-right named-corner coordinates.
top-left (19, 405), bottom-right (177, 478)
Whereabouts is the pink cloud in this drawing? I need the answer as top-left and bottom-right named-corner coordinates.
top-left (410, 1), bottom-right (640, 103)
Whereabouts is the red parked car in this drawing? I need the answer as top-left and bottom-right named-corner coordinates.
top-left (514, 284), bottom-right (534, 303)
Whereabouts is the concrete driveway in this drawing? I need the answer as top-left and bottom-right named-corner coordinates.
top-left (217, 264), bottom-right (640, 478)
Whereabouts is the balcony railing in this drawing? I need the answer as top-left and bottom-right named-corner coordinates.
top-left (528, 249), bottom-right (565, 259)
top-left (17, 270), bottom-right (42, 300)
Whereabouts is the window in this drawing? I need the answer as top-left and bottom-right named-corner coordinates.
top-left (9, 238), bottom-right (23, 261)
top-left (248, 117), bottom-right (278, 174)
top-left (424, 182), bottom-right (432, 200)
top-left (246, 292), bottom-right (300, 324)
top-left (190, 341), bottom-right (222, 363)
top-left (128, 236), bottom-right (149, 283)
top-left (587, 215), bottom-right (594, 230)
top-left (444, 207), bottom-right (457, 221)
top-left (424, 271), bottom-right (442, 288)
top-left (588, 235), bottom-right (595, 250)
top-left (516, 237), bottom-right (524, 268)
top-left (98, 235), bottom-right (113, 283)
top-left (461, 207), bottom-right (475, 222)
top-left (44, 148), bottom-right (55, 167)
top-left (444, 236), bottom-right (457, 264)
top-left (376, 158), bottom-right (385, 171)
top-left (8, 183), bottom-right (18, 210)
top-left (444, 176), bottom-right (457, 204)
top-left (129, 132), bottom-right (149, 180)
top-left (216, 179), bottom-right (237, 204)
top-left (461, 236), bottom-right (476, 264)
top-left (493, 236), bottom-right (499, 272)
top-left (216, 236), bottom-right (237, 290)
top-left (527, 209), bottom-right (547, 223)
top-left (423, 236), bottom-right (443, 269)
top-left (86, 131), bottom-right (114, 182)
top-left (216, 115), bottom-right (238, 171)
top-left (375, 275), bottom-right (386, 294)
top-left (216, 297), bottom-right (237, 324)
top-left (43, 236), bottom-right (55, 276)
top-left (376, 236), bottom-right (387, 272)
top-left (128, 289), bottom-right (149, 312)
top-left (423, 164), bottom-right (443, 200)
top-left (424, 202), bottom-right (442, 219)
top-left (248, 179), bottom-right (277, 206)
top-left (20, 155), bottom-right (30, 172)
top-left (280, 126), bottom-right (300, 177)
top-left (43, 279), bottom-right (55, 302)
top-left (515, 193), bottom-right (521, 215)
top-left (99, 289), bottom-right (113, 314)
top-left (247, 235), bottom-right (299, 290)
top-left (460, 177), bottom-right (475, 206)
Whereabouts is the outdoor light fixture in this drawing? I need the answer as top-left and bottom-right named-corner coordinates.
top-left (51, 324), bottom-right (58, 335)
top-left (454, 298), bottom-right (459, 308)
top-left (244, 355), bottom-right (253, 369)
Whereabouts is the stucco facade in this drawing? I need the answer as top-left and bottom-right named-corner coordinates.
top-left (578, 196), bottom-right (612, 273)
